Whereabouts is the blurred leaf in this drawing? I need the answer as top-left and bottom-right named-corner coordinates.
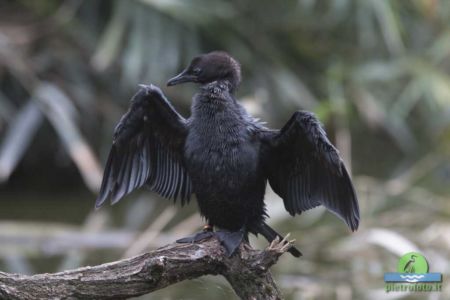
top-left (271, 68), bottom-right (318, 110)
top-left (0, 91), bottom-right (16, 123)
top-left (34, 82), bottom-right (102, 192)
top-left (137, 0), bottom-right (236, 24)
top-left (429, 30), bottom-right (450, 63)
top-left (91, 0), bottom-right (129, 72)
top-left (0, 101), bottom-right (43, 182)
top-left (357, 93), bottom-right (417, 152)
top-left (371, 0), bottom-right (404, 55)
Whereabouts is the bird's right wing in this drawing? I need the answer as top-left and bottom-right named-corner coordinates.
top-left (96, 85), bottom-right (192, 208)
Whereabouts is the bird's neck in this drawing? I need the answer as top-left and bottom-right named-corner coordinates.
top-left (198, 80), bottom-right (235, 101)
top-left (203, 78), bottom-right (238, 93)
top-left (192, 83), bottom-right (240, 119)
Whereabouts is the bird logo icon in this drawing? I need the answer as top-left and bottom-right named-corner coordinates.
top-left (403, 254), bottom-right (417, 273)
top-left (397, 252), bottom-right (429, 274)
top-left (384, 252), bottom-right (442, 287)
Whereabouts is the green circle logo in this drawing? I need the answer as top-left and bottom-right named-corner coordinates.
top-left (397, 252), bottom-right (429, 274)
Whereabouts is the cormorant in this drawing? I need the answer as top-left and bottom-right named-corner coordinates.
top-left (96, 51), bottom-right (360, 257)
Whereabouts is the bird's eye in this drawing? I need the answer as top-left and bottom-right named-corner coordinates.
top-left (193, 68), bottom-right (202, 75)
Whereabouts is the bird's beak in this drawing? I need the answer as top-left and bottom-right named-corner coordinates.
top-left (167, 69), bottom-right (197, 86)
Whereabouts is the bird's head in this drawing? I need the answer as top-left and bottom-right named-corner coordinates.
top-left (167, 51), bottom-right (241, 91)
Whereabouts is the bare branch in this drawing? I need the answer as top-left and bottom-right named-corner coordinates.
top-left (0, 237), bottom-right (294, 300)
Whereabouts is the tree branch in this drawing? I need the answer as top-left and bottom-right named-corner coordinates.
top-left (0, 236), bottom-right (294, 300)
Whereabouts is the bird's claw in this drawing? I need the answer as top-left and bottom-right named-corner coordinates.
top-left (267, 233), bottom-right (296, 254)
top-left (241, 242), bottom-right (254, 251)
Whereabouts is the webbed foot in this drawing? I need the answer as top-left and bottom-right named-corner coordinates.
top-left (215, 227), bottom-right (246, 257)
top-left (177, 225), bottom-right (246, 257)
top-left (176, 224), bottom-right (214, 243)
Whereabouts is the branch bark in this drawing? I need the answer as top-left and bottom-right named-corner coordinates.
top-left (0, 236), bottom-right (294, 300)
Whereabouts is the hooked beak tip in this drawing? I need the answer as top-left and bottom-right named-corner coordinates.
top-left (167, 70), bottom-right (196, 87)
top-left (167, 77), bottom-right (181, 87)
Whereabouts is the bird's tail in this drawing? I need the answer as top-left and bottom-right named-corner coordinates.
top-left (256, 222), bottom-right (302, 257)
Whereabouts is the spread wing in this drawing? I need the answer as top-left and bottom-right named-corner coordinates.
top-left (96, 84), bottom-right (192, 208)
top-left (263, 111), bottom-right (359, 230)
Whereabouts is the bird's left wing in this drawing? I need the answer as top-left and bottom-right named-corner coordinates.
top-left (96, 84), bottom-right (192, 208)
top-left (262, 111), bottom-right (359, 230)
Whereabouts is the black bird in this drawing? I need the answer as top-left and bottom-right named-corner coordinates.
top-left (96, 51), bottom-right (359, 257)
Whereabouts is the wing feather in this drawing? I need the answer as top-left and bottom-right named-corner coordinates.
top-left (264, 111), bottom-right (359, 230)
top-left (96, 85), bottom-right (192, 208)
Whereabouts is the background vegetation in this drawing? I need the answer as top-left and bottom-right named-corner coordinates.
top-left (0, 0), bottom-right (449, 299)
